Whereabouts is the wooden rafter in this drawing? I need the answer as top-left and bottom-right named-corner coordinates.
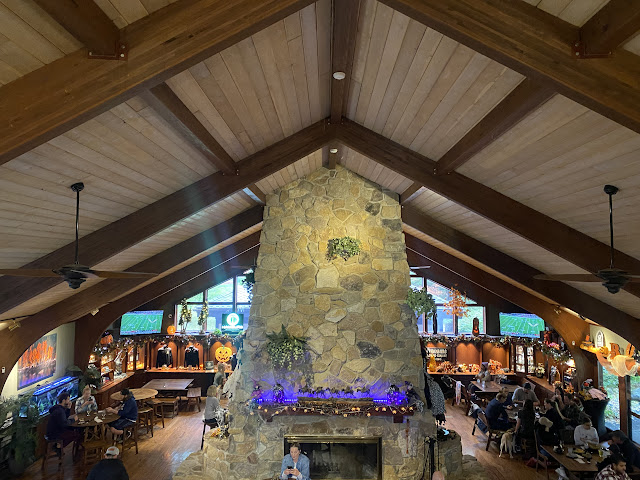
top-left (399, 182), bottom-right (425, 204)
top-left (402, 206), bottom-right (640, 343)
top-left (580, 0), bottom-right (640, 55)
top-left (244, 184), bottom-right (267, 204)
top-left (0, 234), bottom-right (260, 393)
top-left (435, 79), bottom-right (555, 174)
top-left (33, 0), bottom-right (121, 56)
top-left (378, 0), bottom-right (640, 134)
top-left (141, 83), bottom-right (238, 175)
top-left (330, 0), bottom-right (361, 124)
top-left (336, 119), bottom-right (640, 299)
top-left (0, 0), bottom-right (316, 165)
top-left (404, 233), bottom-right (595, 381)
top-left (0, 120), bottom-right (332, 315)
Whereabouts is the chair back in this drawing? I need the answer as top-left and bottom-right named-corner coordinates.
top-left (84, 423), bottom-right (106, 443)
top-left (462, 385), bottom-right (471, 402)
top-left (477, 410), bottom-right (490, 430)
top-left (187, 387), bottom-right (201, 398)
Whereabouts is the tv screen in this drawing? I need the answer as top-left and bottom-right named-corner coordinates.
top-left (499, 313), bottom-right (545, 338)
top-left (120, 310), bottom-right (163, 335)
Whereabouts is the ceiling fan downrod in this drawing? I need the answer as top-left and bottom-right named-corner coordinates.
top-left (70, 182), bottom-right (84, 266)
top-left (604, 184), bottom-right (618, 270)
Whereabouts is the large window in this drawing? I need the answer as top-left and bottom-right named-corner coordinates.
top-left (411, 275), bottom-right (484, 335)
top-left (631, 375), bottom-right (640, 442)
top-left (602, 367), bottom-right (621, 431)
top-left (174, 274), bottom-right (251, 333)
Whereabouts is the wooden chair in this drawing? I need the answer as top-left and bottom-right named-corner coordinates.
top-left (476, 411), bottom-right (506, 452)
top-left (147, 399), bottom-right (165, 429)
top-left (42, 436), bottom-right (64, 471)
top-left (533, 431), bottom-right (552, 480)
top-left (201, 419), bottom-right (218, 449)
top-left (186, 387), bottom-right (202, 412)
top-left (81, 423), bottom-right (109, 470)
top-left (116, 422), bottom-right (138, 458)
top-left (137, 406), bottom-right (154, 438)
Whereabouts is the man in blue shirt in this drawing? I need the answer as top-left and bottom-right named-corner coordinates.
top-left (106, 388), bottom-right (138, 436)
top-left (484, 393), bottom-right (511, 431)
top-left (280, 443), bottom-right (310, 480)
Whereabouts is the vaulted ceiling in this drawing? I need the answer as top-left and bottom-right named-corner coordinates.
top-left (1, 0), bottom-right (640, 389)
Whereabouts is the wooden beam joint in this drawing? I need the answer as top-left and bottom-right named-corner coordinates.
top-left (88, 42), bottom-right (129, 61)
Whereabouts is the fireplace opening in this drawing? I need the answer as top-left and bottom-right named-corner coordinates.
top-left (285, 436), bottom-right (381, 480)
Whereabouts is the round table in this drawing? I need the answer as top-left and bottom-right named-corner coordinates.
top-left (69, 412), bottom-right (120, 428)
top-left (110, 388), bottom-right (158, 402)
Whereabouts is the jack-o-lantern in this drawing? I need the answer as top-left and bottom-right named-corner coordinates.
top-left (100, 332), bottom-right (113, 346)
top-left (215, 346), bottom-right (232, 363)
top-left (167, 325), bottom-right (176, 335)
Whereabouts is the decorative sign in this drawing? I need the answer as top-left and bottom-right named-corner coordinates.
top-left (426, 347), bottom-right (448, 362)
top-left (595, 330), bottom-right (605, 349)
top-left (221, 313), bottom-right (243, 335)
top-left (18, 333), bottom-right (57, 389)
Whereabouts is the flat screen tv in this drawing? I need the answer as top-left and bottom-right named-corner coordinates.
top-left (499, 313), bottom-right (545, 338)
top-left (120, 310), bottom-right (163, 335)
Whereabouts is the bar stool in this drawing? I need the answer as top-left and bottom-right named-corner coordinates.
top-left (82, 424), bottom-right (109, 470)
top-left (147, 399), bottom-right (165, 428)
top-left (201, 419), bottom-right (218, 449)
top-left (116, 422), bottom-right (138, 458)
top-left (42, 436), bottom-right (63, 470)
top-left (137, 406), bottom-right (154, 438)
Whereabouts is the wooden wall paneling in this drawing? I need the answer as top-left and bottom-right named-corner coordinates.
top-left (0, 119), bottom-right (331, 315)
top-left (336, 119), bottom-right (640, 300)
top-left (405, 233), bottom-right (596, 384)
top-left (338, 148), bottom-right (412, 193)
top-left (624, 32), bottom-right (640, 55)
top-left (0, 0), bottom-right (317, 165)
top-left (580, 0), bottom-right (640, 54)
top-left (33, 0), bottom-right (121, 56)
top-left (377, 0), bottom-right (640, 135)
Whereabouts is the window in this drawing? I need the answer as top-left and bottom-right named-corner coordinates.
top-left (410, 274), bottom-right (484, 335)
top-left (601, 367), bottom-right (621, 431)
top-left (175, 274), bottom-right (251, 333)
top-left (630, 375), bottom-right (640, 442)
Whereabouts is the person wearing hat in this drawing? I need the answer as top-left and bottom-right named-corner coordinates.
top-left (105, 388), bottom-right (138, 437)
top-left (86, 446), bottom-right (129, 480)
top-left (512, 382), bottom-right (540, 406)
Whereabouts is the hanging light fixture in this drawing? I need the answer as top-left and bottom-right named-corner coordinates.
top-left (443, 287), bottom-right (468, 317)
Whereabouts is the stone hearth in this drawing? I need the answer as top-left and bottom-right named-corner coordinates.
top-left (197, 166), bottom-right (444, 479)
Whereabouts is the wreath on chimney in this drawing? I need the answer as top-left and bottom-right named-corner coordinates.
top-left (265, 325), bottom-right (308, 370)
top-left (326, 236), bottom-right (362, 261)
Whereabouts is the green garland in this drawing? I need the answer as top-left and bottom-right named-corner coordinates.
top-left (265, 325), bottom-right (308, 370)
top-left (198, 302), bottom-right (209, 327)
top-left (178, 298), bottom-right (191, 330)
top-left (326, 236), bottom-right (362, 261)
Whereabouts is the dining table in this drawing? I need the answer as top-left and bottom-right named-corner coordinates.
top-left (110, 388), bottom-right (158, 403)
top-left (69, 411), bottom-right (120, 428)
top-left (542, 445), bottom-right (599, 479)
top-left (142, 378), bottom-right (194, 392)
top-left (471, 381), bottom-right (518, 394)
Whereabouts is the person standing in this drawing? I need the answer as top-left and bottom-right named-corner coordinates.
top-left (87, 446), bottom-right (129, 480)
top-left (280, 443), bottom-right (310, 480)
top-left (214, 363), bottom-right (226, 387)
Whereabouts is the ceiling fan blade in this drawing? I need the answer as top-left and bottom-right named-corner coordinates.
top-left (0, 269), bottom-right (60, 277)
top-left (87, 270), bottom-right (158, 279)
top-left (534, 274), bottom-right (602, 282)
top-left (410, 266), bottom-right (431, 269)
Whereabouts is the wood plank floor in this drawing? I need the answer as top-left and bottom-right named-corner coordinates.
top-left (18, 405), bottom-right (206, 480)
top-left (446, 401), bottom-right (550, 480)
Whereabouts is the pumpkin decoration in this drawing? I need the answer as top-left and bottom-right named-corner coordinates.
top-left (167, 325), bottom-right (176, 335)
top-left (100, 332), bottom-right (113, 346)
top-left (215, 346), bottom-right (232, 363)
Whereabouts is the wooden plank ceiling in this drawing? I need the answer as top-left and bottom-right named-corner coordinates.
top-left (0, 0), bottom-right (639, 338)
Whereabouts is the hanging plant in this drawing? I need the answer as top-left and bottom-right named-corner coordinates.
top-left (178, 298), bottom-right (191, 333)
top-left (406, 287), bottom-right (437, 321)
top-left (265, 325), bottom-right (308, 370)
top-left (242, 270), bottom-right (255, 301)
top-left (198, 302), bottom-right (208, 334)
top-left (326, 236), bottom-right (362, 261)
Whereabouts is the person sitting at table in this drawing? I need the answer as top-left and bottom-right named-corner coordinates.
top-left (87, 446), bottom-right (129, 480)
top-left (485, 393), bottom-right (511, 431)
top-left (280, 443), bottom-right (310, 480)
top-left (561, 394), bottom-right (585, 427)
top-left (105, 389), bottom-right (138, 437)
top-left (609, 431), bottom-right (640, 473)
top-left (515, 399), bottom-right (536, 447)
top-left (551, 385), bottom-right (566, 410)
top-left (214, 363), bottom-right (226, 388)
top-left (204, 385), bottom-right (220, 425)
top-left (75, 385), bottom-right (98, 415)
top-left (45, 391), bottom-right (79, 454)
top-left (468, 363), bottom-right (491, 399)
top-left (574, 417), bottom-right (599, 447)
top-left (512, 382), bottom-right (540, 406)
top-left (595, 454), bottom-right (631, 480)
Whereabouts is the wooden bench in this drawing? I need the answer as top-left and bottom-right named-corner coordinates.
top-left (155, 397), bottom-right (179, 418)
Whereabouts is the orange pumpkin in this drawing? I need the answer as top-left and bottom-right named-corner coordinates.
top-left (167, 325), bottom-right (176, 335)
top-left (100, 334), bottom-right (113, 346)
top-left (215, 346), bottom-right (232, 363)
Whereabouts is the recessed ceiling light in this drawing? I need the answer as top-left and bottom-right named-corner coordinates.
top-left (333, 71), bottom-right (346, 80)
top-left (329, 148), bottom-right (338, 154)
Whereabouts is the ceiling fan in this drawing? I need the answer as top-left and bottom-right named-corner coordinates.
top-left (0, 182), bottom-right (158, 289)
top-left (534, 185), bottom-right (640, 294)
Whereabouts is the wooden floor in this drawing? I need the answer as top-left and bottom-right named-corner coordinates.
top-left (19, 405), bottom-right (206, 480)
top-left (446, 401), bottom-right (550, 480)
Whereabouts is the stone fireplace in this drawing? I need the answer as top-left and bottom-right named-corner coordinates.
top-left (200, 166), bottom-right (446, 480)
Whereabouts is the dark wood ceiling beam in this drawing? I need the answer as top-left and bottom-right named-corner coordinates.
top-left (580, 0), bottom-right (640, 55)
top-left (378, 0), bottom-right (640, 134)
top-left (405, 233), bottom-right (595, 382)
top-left (141, 83), bottom-right (237, 175)
top-left (435, 79), bottom-right (555, 174)
top-left (0, 0), bottom-right (316, 165)
top-left (337, 119), bottom-right (640, 298)
top-left (399, 182), bottom-right (425, 204)
top-left (330, 0), bottom-right (361, 124)
top-left (402, 206), bottom-right (640, 342)
top-left (33, 0), bottom-right (121, 56)
top-left (1, 234), bottom-right (259, 392)
top-left (244, 184), bottom-right (267, 204)
top-left (0, 120), bottom-right (331, 315)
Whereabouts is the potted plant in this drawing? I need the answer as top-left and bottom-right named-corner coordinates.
top-left (242, 270), bottom-right (255, 301)
top-left (326, 237), bottom-right (362, 261)
top-left (0, 395), bottom-right (39, 475)
top-left (406, 287), bottom-right (437, 327)
top-left (265, 325), bottom-right (308, 370)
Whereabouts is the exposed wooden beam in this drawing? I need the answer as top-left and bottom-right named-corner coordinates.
top-left (436, 79), bottom-right (555, 174)
top-left (244, 184), bottom-right (267, 204)
top-left (327, 142), bottom-right (343, 169)
top-left (580, 0), bottom-right (640, 55)
top-left (0, 120), bottom-right (331, 315)
top-left (141, 83), bottom-right (237, 175)
top-left (330, 0), bottom-right (361, 124)
top-left (377, 0), bottom-right (640, 134)
top-left (33, 0), bottom-right (121, 56)
top-left (0, 0), bottom-right (316, 165)
top-left (337, 119), bottom-right (640, 299)
top-left (405, 233), bottom-right (595, 382)
top-left (399, 182), bottom-right (425, 204)
top-left (2, 234), bottom-right (259, 392)
top-left (402, 206), bottom-right (640, 346)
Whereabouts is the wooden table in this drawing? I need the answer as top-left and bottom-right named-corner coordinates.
top-left (142, 379), bottom-right (194, 392)
top-left (110, 388), bottom-right (158, 402)
top-left (542, 445), bottom-right (598, 478)
top-left (69, 412), bottom-right (120, 428)
top-left (471, 381), bottom-right (518, 394)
